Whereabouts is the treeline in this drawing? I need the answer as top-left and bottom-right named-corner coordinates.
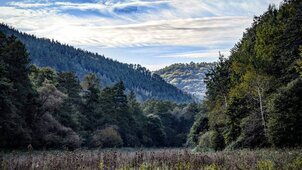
top-left (188, 0), bottom-right (302, 150)
top-left (155, 62), bottom-right (213, 75)
top-left (0, 32), bottom-right (200, 149)
top-left (0, 24), bottom-right (193, 103)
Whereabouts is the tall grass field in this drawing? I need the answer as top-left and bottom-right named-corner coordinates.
top-left (1, 149), bottom-right (302, 170)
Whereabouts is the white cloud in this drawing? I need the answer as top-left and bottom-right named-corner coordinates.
top-left (145, 63), bottom-right (171, 71)
top-left (0, 0), bottom-right (283, 69)
top-left (0, 5), bottom-right (252, 49)
top-left (157, 49), bottom-right (230, 59)
top-left (8, 2), bottom-right (51, 8)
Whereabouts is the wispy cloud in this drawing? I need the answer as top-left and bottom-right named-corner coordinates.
top-left (157, 49), bottom-right (230, 59)
top-left (0, 0), bottom-right (283, 70)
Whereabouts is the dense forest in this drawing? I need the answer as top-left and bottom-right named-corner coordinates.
top-left (2, 0), bottom-right (302, 169)
top-left (188, 0), bottom-right (302, 151)
top-left (1, 0), bottom-right (302, 153)
top-left (155, 62), bottom-right (213, 100)
top-left (0, 24), bottom-right (193, 103)
top-left (0, 32), bottom-right (202, 149)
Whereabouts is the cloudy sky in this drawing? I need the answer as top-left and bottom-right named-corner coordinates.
top-left (0, 0), bottom-right (282, 70)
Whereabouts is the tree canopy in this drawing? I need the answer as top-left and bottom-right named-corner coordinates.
top-left (191, 0), bottom-right (302, 150)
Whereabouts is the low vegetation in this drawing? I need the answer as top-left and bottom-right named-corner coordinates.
top-left (1, 149), bottom-right (301, 170)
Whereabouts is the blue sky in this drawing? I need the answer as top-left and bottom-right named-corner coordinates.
top-left (0, 0), bottom-right (283, 70)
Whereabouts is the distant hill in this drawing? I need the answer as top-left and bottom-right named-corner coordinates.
top-left (0, 24), bottom-right (193, 103)
top-left (155, 62), bottom-right (214, 100)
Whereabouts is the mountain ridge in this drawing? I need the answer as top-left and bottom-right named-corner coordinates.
top-left (154, 62), bottom-right (214, 101)
top-left (0, 23), bottom-right (193, 103)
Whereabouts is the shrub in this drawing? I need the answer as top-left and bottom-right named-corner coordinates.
top-left (286, 157), bottom-right (302, 169)
top-left (33, 113), bottom-right (81, 149)
top-left (186, 114), bottom-right (208, 147)
top-left (256, 160), bottom-right (273, 170)
top-left (204, 164), bottom-right (220, 170)
top-left (211, 130), bottom-right (225, 151)
top-left (198, 131), bottom-right (213, 151)
top-left (197, 130), bottom-right (225, 151)
top-left (91, 126), bottom-right (123, 148)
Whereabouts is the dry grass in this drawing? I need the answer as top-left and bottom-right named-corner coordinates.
top-left (1, 148), bottom-right (301, 170)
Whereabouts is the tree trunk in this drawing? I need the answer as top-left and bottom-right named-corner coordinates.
top-left (257, 87), bottom-right (266, 135)
top-left (223, 94), bottom-right (228, 109)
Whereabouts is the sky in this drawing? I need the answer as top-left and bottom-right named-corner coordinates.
top-left (0, 0), bottom-right (283, 70)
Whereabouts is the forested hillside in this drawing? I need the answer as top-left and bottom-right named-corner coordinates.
top-left (0, 24), bottom-right (193, 103)
top-left (188, 0), bottom-right (302, 150)
top-left (155, 62), bottom-right (213, 100)
top-left (0, 32), bottom-right (200, 149)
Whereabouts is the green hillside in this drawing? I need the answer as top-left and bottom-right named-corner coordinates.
top-left (0, 24), bottom-right (193, 103)
top-left (188, 0), bottom-right (302, 150)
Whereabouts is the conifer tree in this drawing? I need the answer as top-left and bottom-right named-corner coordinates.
top-left (0, 33), bottom-right (38, 148)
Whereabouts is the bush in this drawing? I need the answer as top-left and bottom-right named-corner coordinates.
top-left (239, 115), bottom-right (267, 148)
top-left (224, 137), bottom-right (244, 150)
top-left (256, 160), bottom-right (273, 170)
top-left (204, 164), bottom-right (220, 170)
top-left (197, 130), bottom-right (225, 151)
top-left (33, 113), bottom-right (81, 149)
top-left (186, 114), bottom-right (208, 147)
top-left (91, 126), bottom-right (123, 148)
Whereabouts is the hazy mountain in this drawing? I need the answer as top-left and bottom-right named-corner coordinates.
top-left (0, 24), bottom-right (193, 103)
top-left (155, 62), bottom-right (214, 101)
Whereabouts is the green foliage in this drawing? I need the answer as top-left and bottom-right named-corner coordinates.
top-left (197, 129), bottom-right (225, 151)
top-left (0, 31), bottom-right (198, 149)
top-left (143, 100), bottom-right (200, 147)
top-left (30, 65), bottom-right (58, 88)
top-left (256, 160), bottom-right (273, 170)
top-left (268, 78), bottom-right (302, 147)
top-left (204, 164), bottom-right (220, 170)
top-left (0, 24), bottom-right (193, 103)
top-left (186, 111), bottom-right (208, 147)
top-left (296, 46), bottom-right (302, 76)
top-left (56, 72), bottom-right (83, 130)
top-left (3, 0), bottom-right (302, 150)
top-left (295, 157), bottom-right (302, 168)
top-left (191, 0), bottom-right (302, 149)
top-left (0, 32), bottom-right (37, 148)
top-left (205, 54), bottom-right (230, 104)
top-left (144, 114), bottom-right (166, 147)
top-left (91, 126), bottom-right (123, 148)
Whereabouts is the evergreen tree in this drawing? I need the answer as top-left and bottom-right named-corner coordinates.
top-left (268, 78), bottom-right (302, 147)
top-left (127, 91), bottom-right (145, 146)
top-left (81, 73), bottom-right (101, 132)
top-left (56, 72), bottom-right (83, 130)
top-left (112, 81), bottom-right (132, 146)
top-left (0, 33), bottom-right (38, 148)
top-left (144, 114), bottom-right (166, 147)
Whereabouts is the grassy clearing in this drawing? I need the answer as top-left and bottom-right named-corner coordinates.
top-left (1, 149), bottom-right (301, 170)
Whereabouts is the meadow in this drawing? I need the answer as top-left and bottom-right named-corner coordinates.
top-left (1, 148), bottom-right (302, 170)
